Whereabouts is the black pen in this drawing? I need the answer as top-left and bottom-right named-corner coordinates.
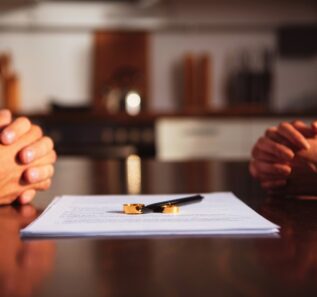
top-left (142, 194), bottom-right (204, 213)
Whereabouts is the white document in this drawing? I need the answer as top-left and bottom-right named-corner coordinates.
top-left (21, 192), bottom-right (279, 238)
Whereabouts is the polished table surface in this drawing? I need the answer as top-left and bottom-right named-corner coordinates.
top-left (1, 156), bottom-right (317, 297)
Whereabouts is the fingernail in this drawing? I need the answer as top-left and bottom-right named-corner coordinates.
top-left (28, 168), bottom-right (39, 182)
top-left (2, 130), bottom-right (15, 144)
top-left (24, 149), bottom-right (34, 163)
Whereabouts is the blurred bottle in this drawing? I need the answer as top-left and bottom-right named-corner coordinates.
top-left (226, 50), bottom-right (251, 106)
top-left (0, 53), bottom-right (21, 113)
top-left (226, 48), bottom-right (273, 109)
top-left (0, 53), bottom-right (12, 108)
top-left (183, 53), bottom-right (195, 110)
top-left (0, 53), bottom-right (11, 77)
top-left (4, 73), bottom-right (21, 113)
top-left (197, 54), bottom-right (212, 109)
top-left (182, 53), bottom-right (212, 111)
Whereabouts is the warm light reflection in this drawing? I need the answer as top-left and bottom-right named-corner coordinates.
top-left (125, 91), bottom-right (141, 116)
top-left (126, 154), bottom-right (142, 194)
top-left (0, 206), bottom-right (55, 297)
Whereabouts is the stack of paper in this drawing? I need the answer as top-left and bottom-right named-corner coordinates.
top-left (21, 192), bottom-right (279, 238)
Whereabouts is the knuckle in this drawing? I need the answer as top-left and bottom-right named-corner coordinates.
top-left (46, 165), bottom-right (54, 178)
top-left (18, 116), bottom-right (31, 126)
top-left (265, 126), bottom-right (278, 138)
top-left (31, 125), bottom-right (43, 137)
top-left (51, 150), bottom-right (57, 163)
top-left (279, 122), bottom-right (291, 130)
top-left (259, 136), bottom-right (266, 142)
top-left (37, 179), bottom-right (51, 191)
top-left (265, 128), bottom-right (273, 136)
top-left (43, 179), bottom-right (52, 190)
top-left (40, 136), bottom-right (54, 154)
top-left (45, 136), bottom-right (54, 149)
top-left (258, 137), bottom-right (266, 146)
top-left (249, 162), bottom-right (260, 179)
top-left (253, 160), bottom-right (264, 174)
top-left (252, 147), bottom-right (262, 159)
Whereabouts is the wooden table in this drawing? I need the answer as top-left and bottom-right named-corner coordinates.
top-left (1, 157), bottom-right (317, 297)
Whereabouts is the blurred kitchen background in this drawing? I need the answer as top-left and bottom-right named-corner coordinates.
top-left (0, 0), bottom-right (316, 160)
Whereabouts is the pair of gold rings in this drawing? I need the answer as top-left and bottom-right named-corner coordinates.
top-left (123, 203), bottom-right (179, 215)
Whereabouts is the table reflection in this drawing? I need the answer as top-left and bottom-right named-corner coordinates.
top-left (2, 157), bottom-right (317, 297)
top-left (256, 198), bottom-right (317, 291)
top-left (0, 206), bottom-right (55, 297)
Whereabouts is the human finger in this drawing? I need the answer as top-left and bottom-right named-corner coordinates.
top-left (265, 127), bottom-right (294, 148)
top-left (12, 124), bottom-right (43, 154)
top-left (252, 146), bottom-right (281, 162)
top-left (249, 161), bottom-right (258, 179)
top-left (291, 155), bottom-right (317, 173)
top-left (277, 122), bottom-right (310, 150)
top-left (23, 165), bottom-right (55, 184)
top-left (31, 179), bottom-right (52, 192)
top-left (30, 150), bottom-right (57, 168)
top-left (0, 109), bottom-right (12, 129)
top-left (252, 160), bottom-right (292, 177)
top-left (1, 116), bottom-right (32, 145)
top-left (19, 136), bottom-right (54, 164)
top-left (292, 120), bottom-right (315, 138)
top-left (18, 189), bottom-right (37, 205)
top-left (252, 137), bottom-right (294, 162)
top-left (249, 160), bottom-right (291, 182)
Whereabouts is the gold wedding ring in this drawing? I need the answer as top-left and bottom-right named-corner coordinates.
top-left (123, 204), bottom-right (145, 214)
top-left (161, 204), bottom-right (179, 214)
top-left (123, 203), bottom-right (179, 214)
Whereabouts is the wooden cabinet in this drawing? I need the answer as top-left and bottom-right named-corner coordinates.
top-left (93, 31), bottom-right (149, 112)
top-left (31, 112), bottom-right (316, 160)
top-left (33, 113), bottom-right (156, 158)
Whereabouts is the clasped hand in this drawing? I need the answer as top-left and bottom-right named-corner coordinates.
top-left (250, 120), bottom-right (317, 195)
top-left (0, 109), bottom-right (56, 205)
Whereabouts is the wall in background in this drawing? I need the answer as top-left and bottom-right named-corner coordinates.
top-left (150, 31), bottom-right (275, 111)
top-left (0, 32), bottom-right (92, 111)
top-left (273, 57), bottom-right (317, 111)
top-left (0, 1), bottom-right (316, 113)
top-left (0, 30), bottom-right (277, 112)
